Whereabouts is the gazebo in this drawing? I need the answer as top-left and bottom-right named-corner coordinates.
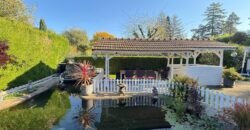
top-left (92, 38), bottom-right (235, 86)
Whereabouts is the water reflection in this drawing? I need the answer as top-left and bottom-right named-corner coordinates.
top-left (52, 95), bottom-right (170, 130)
top-left (117, 99), bottom-right (126, 107)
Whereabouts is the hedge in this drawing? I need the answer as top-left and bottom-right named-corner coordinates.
top-left (73, 56), bottom-right (168, 74)
top-left (0, 18), bottom-right (70, 90)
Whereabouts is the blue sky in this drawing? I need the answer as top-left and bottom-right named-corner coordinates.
top-left (24, 0), bottom-right (250, 38)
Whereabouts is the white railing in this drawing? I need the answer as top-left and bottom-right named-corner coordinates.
top-left (93, 79), bottom-right (247, 110)
top-left (93, 79), bottom-right (175, 94)
top-left (0, 74), bottom-right (56, 101)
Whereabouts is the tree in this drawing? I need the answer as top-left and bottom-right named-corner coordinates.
top-left (63, 29), bottom-right (89, 53)
top-left (204, 2), bottom-right (226, 36)
top-left (126, 13), bottom-right (185, 39)
top-left (0, 0), bottom-right (32, 24)
top-left (126, 17), bottom-right (159, 39)
top-left (39, 19), bottom-right (47, 31)
top-left (63, 29), bottom-right (89, 46)
top-left (192, 2), bottom-right (226, 38)
top-left (191, 24), bottom-right (209, 39)
top-left (155, 14), bottom-right (185, 39)
top-left (169, 16), bottom-right (185, 39)
top-left (0, 41), bottom-right (10, 66)
top-left (223, 12), bottom-right (240, 34)
top-left (92, 32), bottom-right (115, 41)
top-left (155, 12), bottom-right (170, 39)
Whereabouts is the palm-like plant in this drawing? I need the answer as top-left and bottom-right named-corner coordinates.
top-left (71, 60), bottom-right (96, 86)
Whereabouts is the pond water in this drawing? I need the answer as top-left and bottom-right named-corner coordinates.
top-left (52, 94), bottom-right (171, 130)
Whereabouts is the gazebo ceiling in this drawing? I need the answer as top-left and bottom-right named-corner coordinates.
top-left (92, 38), bottom-right (235, 56)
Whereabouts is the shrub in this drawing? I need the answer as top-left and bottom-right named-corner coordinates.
top-left (0, 18), bottom-right (70, 90)
top-left (223, 44), bottom-right (244, 70)
top-left (173, 75), bottom-right (198, 87)
top-left (225, 102), bottom-right (250, 130)
top-left (243, 38), bottom-right (250, 46)
top-left (187, 87), bottom-right (203, 116)
top-left (231, 32), bottom-right (248, 44)
top-left (223, 67), bottom-right (244, 81)
top-left (216, 33), bottom-right (233, 43)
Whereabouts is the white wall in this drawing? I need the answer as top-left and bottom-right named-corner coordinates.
top-left (186, 65), bottom-right (223, 86)
top-left (173, 65), bottom-right (223, 86)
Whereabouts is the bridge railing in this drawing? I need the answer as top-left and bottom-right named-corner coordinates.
top-left (0, 74), bottom-right (56, 102)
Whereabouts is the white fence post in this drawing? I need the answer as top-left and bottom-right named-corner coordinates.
top-left (205, 88), bottom-right (210, 105)
top-left (215, 91), bottom-right (219, 109)
top-left (231, 96), bottom-right (236, 108)
top-left (219, 93), bottom-right (224, 109)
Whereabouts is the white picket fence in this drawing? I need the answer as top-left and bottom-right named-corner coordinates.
top-left (0, 75), bottom-right (56, 101)
top-left (93, 79), bottom-right (175, 94)
top-left (93, 79), bottom-right (247, 110)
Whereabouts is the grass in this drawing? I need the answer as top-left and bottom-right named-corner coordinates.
top-left (0, 89), bottom-right (70, 130)
top-left (3, 92), bottom-right (25, 100)
top-left (109, 74), bottom-right (116, 79)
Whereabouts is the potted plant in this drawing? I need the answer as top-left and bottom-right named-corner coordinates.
top-left (223, 68), bottom-right (244, 87)
top-left (71, 60), bottom-right (96, 96)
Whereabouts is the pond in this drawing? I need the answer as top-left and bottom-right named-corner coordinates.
top-left (52, 95), bottom-right (171, 130)
top-left (0, 86), bottom-right (234, 130)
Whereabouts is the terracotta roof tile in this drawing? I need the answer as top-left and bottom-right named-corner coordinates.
top-left (92, 38), bottom-right (235, 55)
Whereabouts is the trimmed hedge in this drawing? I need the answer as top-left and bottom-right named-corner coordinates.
top-left (0, 18), bottom-right (70, 90)
top-left (73, 56), bottom-right (168, 74)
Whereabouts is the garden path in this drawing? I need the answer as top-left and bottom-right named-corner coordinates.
top-left (208, 81), bottom-right (250, 100)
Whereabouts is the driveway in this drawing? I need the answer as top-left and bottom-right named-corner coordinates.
top-left (207, 81), bottom-right (250, 100)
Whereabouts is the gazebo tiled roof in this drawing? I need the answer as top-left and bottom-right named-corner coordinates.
top-left (92, 38), bottom-right (235, 56)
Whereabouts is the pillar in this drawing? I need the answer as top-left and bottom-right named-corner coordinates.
top-left (219, 51), bottom-right (224, 67)
top-left (241, 50), bottom-right (247, 73)
top-left (186, 57), bottom-right (189, 66)
top-left (105, 55), bottom-right (111, 79)
top-left (194, 57), bottom-right (196, 65)
top-left (170, 57), bottom-right (174, 79)
top-left (167, 58), bottom-right (170, 66)
top-left (180, 58), bottom-right (183, 65)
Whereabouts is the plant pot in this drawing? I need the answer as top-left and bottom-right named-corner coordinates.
top-left (224, 78), bottom-right (235, 87)
top-left (80, 84), bottom-right (93, 96)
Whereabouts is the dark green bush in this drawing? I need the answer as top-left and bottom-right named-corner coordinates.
top-left (223, 44), bottom-right (244, 70)
top-left (73, 56), bottom-right (168, 74)
top-left (223, 67), bottom-right (244, 81)
top-left (231, 32), bottom-right (248, 44)
top-left (0, 18), bottom-right (70, 90)
top-left (243, 38), bottom-right (250, 46)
